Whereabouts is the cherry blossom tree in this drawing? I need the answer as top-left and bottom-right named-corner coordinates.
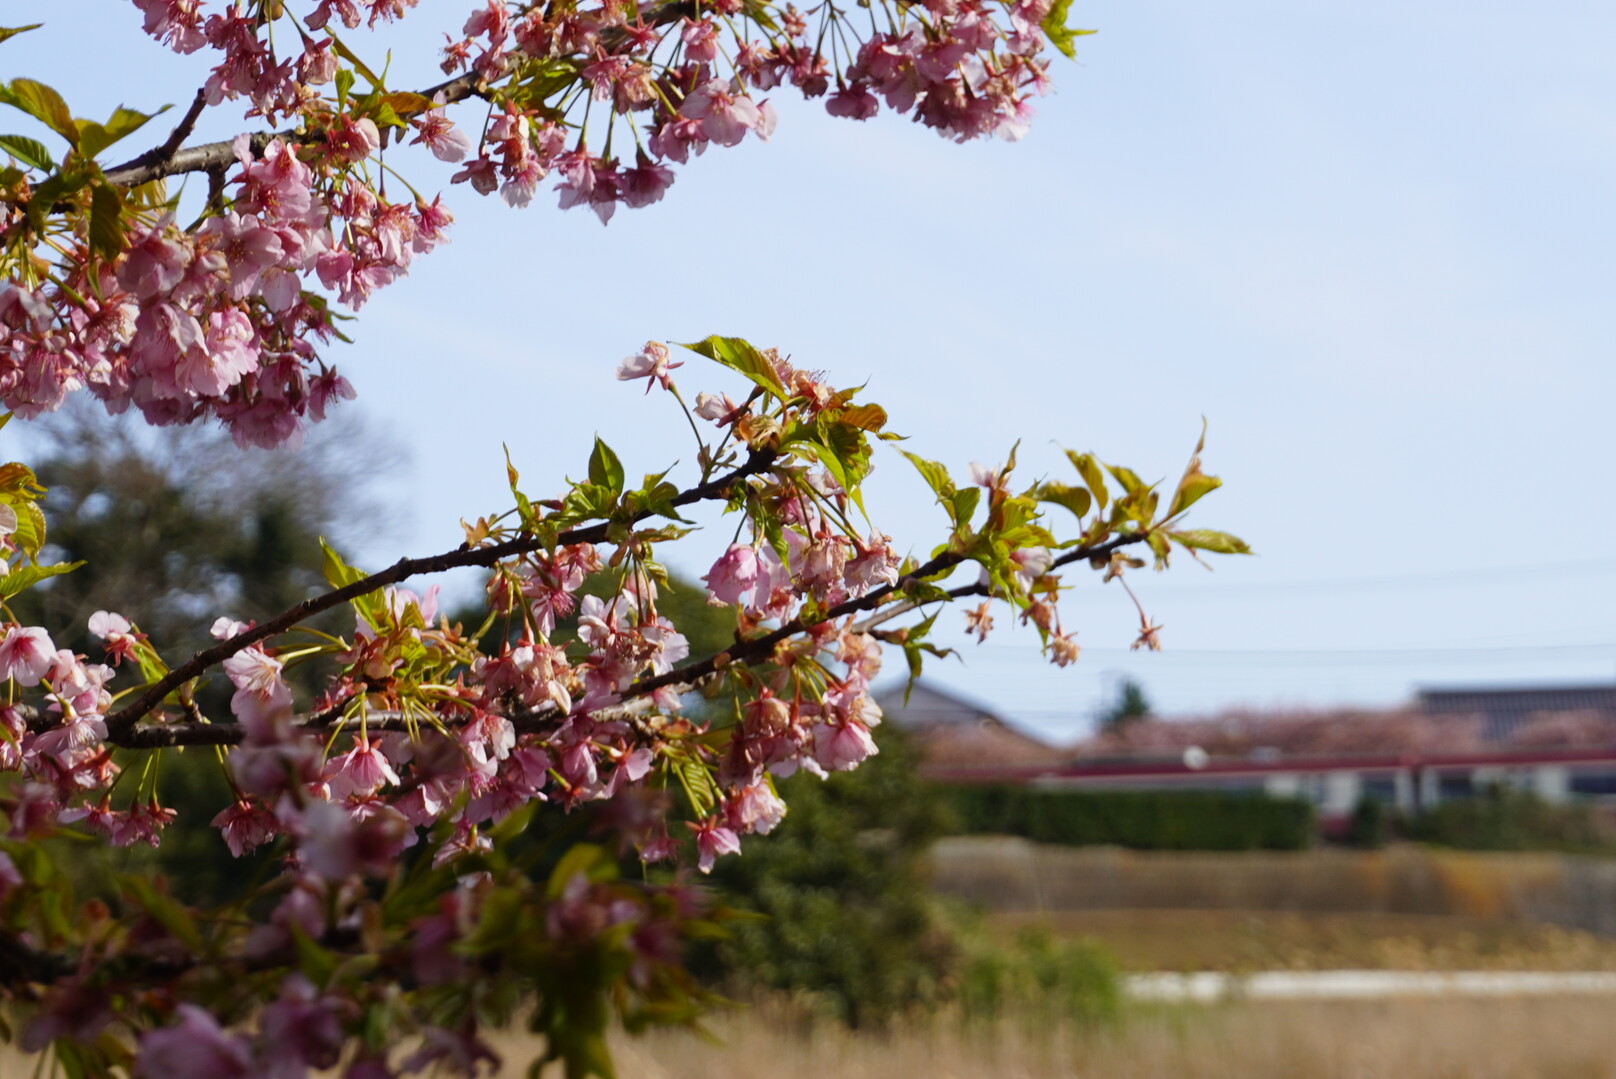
top-left (0, 3), bottom-right (1249, 1076)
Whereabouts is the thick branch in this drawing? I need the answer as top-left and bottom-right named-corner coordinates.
top-left (102, 449), bottom-right (778, 739)
top-left (99, 73), bottom-right (487, 189)
top-left (103, 130), bottom-right (277, 190)
top-left (96, 88), bottom-right (210, 188)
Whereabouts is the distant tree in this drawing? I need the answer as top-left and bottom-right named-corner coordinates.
top-left (11, 400), bottom-right (395, 659)
top-left (1100, 677), bottom-right (1152, 731)
top-left (700, 722), bottom-right (953, 1028)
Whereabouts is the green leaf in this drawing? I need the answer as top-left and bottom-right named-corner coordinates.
top-left (1035, 482), bottom-right (1092, 523)
top-left (587, 436), bottom-right (624, 496)
top-left (88, 181), bottom-right (123, 261)
top-left (121, 875), bottom-right (206, 954)
top-left (0, 78), bottom-right (77, 146)
top-left (1105, 462), bottom-right (1146, 496)
top-left (1066, 451), bottom-right (1109, 511)
top-left (25, 168), bottom-right (92, 232)
top-left (504, 445), bottom-right (536, 527)
top-left (1040, 0), bottom-right (1096, 60)
top-left (319, 537), bottom-right (366, 589)
top-left (1146, 529), bottom-right (1171, 568)
top-left (1169, 529), bottom-right (1252, 555)
top-left (0, 460), bottom-right (41, 497)
top-left (380, 91), bottom-right (433, 116)
top-left (326, 31), bottom-right (384, 88)
top-left (950, 486), bottom-right (980, 525)
top-left (464, 887), bottom-right (526, 953)
top-left (0, 133), bottom-right (52, 170)
top-left (0, 25), bottom-right (43, 45)
top-left (3, 497), bottom-right (46, 560)
top-left (0, 560), bottom-right (80, 599)
top-left (77, 103), bottom-right (171, 160)
top-left (679, 335), bottom-right (787, 398)
top-left (547, 843), bottom-right (612, 898)
top-left (900, 451), bottom-right (954, 500)
top-left (1169, 421), bottom-right (1222, 518)
top-left (675, 755), bottom-right (719, 818)
top-left (288, 924), bottom-right (339, 988)
top-left (334, 68), bottom-right (356, 108)
top-left (900, 609), bottom-right (954, 700)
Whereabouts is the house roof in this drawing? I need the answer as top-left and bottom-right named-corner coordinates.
top-left (872, 680), bottom-right (1055, 771)
top-left (1417, 684), bottom-right (1616, 743)
top-left (1072, 683), bottom-right (1616, 761)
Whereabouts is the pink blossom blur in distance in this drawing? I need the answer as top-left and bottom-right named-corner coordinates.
top-left (134, 1005), bottom-right (252, 1079)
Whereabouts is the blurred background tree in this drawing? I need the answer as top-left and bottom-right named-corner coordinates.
top-left (1100, 677), bottom-right (1153, 732)
top-left (7, 403), bottom-right (401, 903)
top-left (11, 400), bottom-right (397, 661)
top-left (699, 721), bottom-right (956, 1028)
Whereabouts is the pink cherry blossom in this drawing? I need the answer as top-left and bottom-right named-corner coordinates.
top-left (212, 799), bottom-right (281, 856)
top-left (813, 719), bottom-right (879, 772)
top-left (703, 543), bottom-right (760, 606)
top-left (0, 626), bottom-right (56, 686)
top-left (410, 107), bottom-right (475, 163)
top-left (688, 816), bottom-right (741, 873)
top-left (679, 80), bottom-right (763, 147)
top-left (325, 736), bottom-right (404, 800)
top-left (615, 341), bottom-right (682, 393)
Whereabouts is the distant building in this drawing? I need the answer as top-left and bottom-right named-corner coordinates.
top-left (873, 681), bottom-right (1054, 775)
top-left (909, 681), bottom-right (1616, 826)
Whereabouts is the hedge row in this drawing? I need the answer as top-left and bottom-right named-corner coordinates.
top-left (939, 785), bottom-right (1315, 851)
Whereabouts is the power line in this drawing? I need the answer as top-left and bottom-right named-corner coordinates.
top-left (1108, 557), bottom-right (1616, 600)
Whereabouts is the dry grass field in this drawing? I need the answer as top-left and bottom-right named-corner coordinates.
top-left (989, 908), bottom-right (1616, 973)
top-left (591, 997), bottom-right (1616, 1079)
top-left (5, 996), bottom-right (1613, 1078)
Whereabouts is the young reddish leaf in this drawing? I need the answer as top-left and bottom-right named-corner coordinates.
top-left (838, 402), bottom-right (888, 432)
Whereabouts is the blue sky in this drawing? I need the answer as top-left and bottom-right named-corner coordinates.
top-left (14, 3), bottom-right (1616, 740)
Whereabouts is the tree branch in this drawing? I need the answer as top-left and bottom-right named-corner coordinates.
top-left (102, 448), bottom-right (779, 739)
top-left (620, 531), bottom-right (1148, 699)
top-left (94, 528), bottom-right (1147, 750)
top-left (97, 2), bottom-right (698, 189)
top-left (95, 87), bottom-right (210, 187)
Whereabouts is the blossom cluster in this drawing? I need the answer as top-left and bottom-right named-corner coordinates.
top-left (0, 332), bottom-right (1244, 1077)
top-left (1, 0), bottom-right (1083, 445)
